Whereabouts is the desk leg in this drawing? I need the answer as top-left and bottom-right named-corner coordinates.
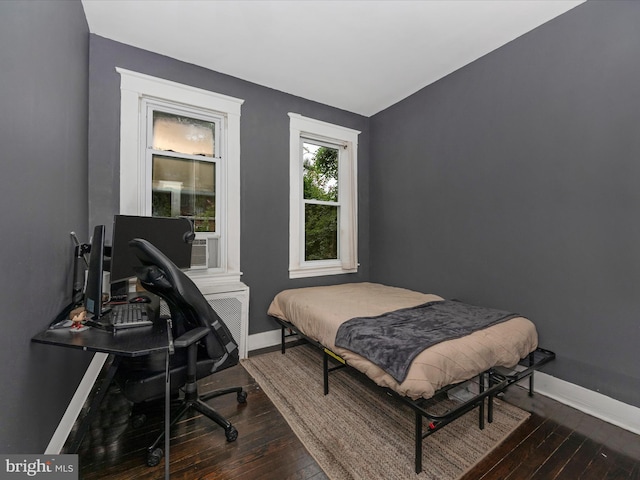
top-left (68, 355), bottom-right (121, 453)
top-left (165, 349), bottom-right (170, 480)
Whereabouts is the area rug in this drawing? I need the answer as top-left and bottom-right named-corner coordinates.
top-left (241, 344), bottom-right (530, 480)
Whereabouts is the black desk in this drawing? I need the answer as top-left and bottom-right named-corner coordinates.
top-left (32, 317), bottom-right (168, 358)
top-left (32, 316), bottom-right (172, 477)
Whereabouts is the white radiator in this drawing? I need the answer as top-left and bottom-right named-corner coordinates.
top-left (159, 281), bottom-right (249, 358)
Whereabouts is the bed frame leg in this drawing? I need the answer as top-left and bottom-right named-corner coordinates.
top-left (478, 373), bottom-right (485, 430)
top-left (528, 352), bottom-right (535, 396)
top-left (529, 372), bottom-right (535, 396)
top-left (415, 411), bottom-right (423, 474)
top-left (281, 326), bottom-right (286, 354)
top-left (488, 371), bottom-right (494, 424)
top-left (323, 351), bottom-right (329, 395)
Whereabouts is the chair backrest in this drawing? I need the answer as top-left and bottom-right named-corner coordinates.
top-left (128, 238), bottom-right (238, 372)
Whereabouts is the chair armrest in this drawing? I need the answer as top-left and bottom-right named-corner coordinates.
top-left (174, 326), bottom-right (209, 349)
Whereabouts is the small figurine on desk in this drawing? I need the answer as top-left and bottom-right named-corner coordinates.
top-left (70, 307), bottom-right (90, 332)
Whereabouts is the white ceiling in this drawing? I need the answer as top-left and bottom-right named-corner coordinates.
top-left (81, 0), bottom-right (585, 117)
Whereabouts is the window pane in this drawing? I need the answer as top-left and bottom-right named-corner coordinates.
top-left (303, 142), bottom-right (338, 202)
top-left (152, 111), bottom-right (215, 157)
top-left (152, 155), bottom-right (216, 232)
top-left (305, 204), bottom-right (338, 261)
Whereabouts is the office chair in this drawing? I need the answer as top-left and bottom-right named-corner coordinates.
top-left (115, 238), bottom-right (247, 467)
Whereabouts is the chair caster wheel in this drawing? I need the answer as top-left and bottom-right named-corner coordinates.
top-left (237, 390), bottom-right (248, 404)
top-left (131, 413), bottom-right (146, 429)
top-left (147, 447), bottom-right (163, 467)
top-left (225, 425), bottom-right (238, 442)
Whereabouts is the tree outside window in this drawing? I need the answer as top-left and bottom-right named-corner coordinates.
top-left (303, 142), bottom-right (339, 260)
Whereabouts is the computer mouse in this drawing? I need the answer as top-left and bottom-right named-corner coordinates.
top-left (130, 295), bottom-right (151, 304)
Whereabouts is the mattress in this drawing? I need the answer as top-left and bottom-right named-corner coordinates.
top-left (268, 282), bottom-right (538, 400)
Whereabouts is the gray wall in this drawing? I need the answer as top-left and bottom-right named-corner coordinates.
top-left (0, 0), bottom-right (90, 452)
top-left (87, 35), bottom-right (371, 335)
top-left (370, 0), bottom-right (640, 408)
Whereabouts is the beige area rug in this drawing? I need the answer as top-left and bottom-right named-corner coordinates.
top-left (242, 344), bottom-right (530, 480)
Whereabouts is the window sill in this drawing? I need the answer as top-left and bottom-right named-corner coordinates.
top-left (186, 270), bottom-right (243, 289)
top-left (289, 263), bottom-right (357, 279)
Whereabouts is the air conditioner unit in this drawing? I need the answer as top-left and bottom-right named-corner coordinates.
top-left (190, 237), bottom-right (219, 269)
top-left (190, 238), bottom-right (208, 268)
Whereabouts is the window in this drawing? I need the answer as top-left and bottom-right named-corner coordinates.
top-left (289, 113), bottom-right (360, 278)
top-left (145, 102), bottom-right (221, 270)
top-left (117, 68), bottom-right (243, 284)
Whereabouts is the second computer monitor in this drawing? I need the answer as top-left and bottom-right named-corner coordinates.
top-left (110, 215), bottom-right (194, 284)
top-left (85, 224), bottom-right (106, 318)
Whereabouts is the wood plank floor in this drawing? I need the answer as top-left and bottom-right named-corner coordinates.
top-left (75, 350), bottom-right (640, 479)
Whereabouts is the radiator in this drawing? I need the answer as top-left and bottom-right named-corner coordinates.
top-left (158, 282), bottom-right (249, 358)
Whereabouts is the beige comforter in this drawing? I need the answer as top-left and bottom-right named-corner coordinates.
top-left (268, 282), bottom-right (538, 400)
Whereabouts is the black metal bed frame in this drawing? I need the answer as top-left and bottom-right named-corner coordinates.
top-left (273, 316), bottom-right (555, 474)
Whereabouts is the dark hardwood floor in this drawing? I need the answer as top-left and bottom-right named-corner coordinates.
top-left (461, 386), bottom-right (640, 480)
top-left (75, 350), bottom-right (640, 479)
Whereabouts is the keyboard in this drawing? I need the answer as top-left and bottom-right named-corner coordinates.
top-left (103, 303), bottom-right (153, 330)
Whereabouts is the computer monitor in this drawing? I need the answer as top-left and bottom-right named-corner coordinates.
top-left (109, 215), bottom-right (194, 284)
top-left (84, 224), bottom-right (106, 318)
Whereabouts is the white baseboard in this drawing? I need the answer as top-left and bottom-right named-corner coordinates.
top-left (247, 328), bottom-right (287, 352)
top-left (45, 352), bottom-right (109, 454)
top-left (533, 371), bottom-right (640, 436)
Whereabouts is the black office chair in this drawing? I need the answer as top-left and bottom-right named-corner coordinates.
top-left (115, 238), bottom-right (247, 467)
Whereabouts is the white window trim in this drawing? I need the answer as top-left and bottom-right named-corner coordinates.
top-left (288, 113), bottom-right (360, 279)
top-left (117, 67), bottom-right (244, 284)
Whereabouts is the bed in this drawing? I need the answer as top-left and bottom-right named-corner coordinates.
top-left (267, 282), bottom-right (555, 473)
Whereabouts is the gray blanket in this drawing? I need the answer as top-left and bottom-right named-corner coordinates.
top-left (334, 300), bottom-right (519, 383)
